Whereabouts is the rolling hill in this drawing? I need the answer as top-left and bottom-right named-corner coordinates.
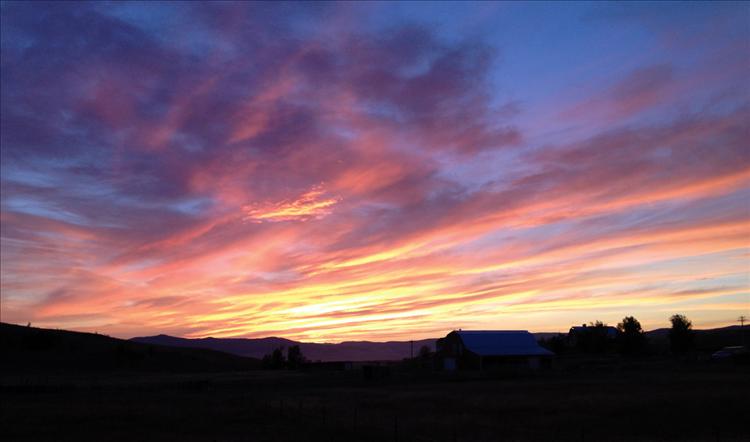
top-left (0, 322), bottom-right (259, 373)
top-left (644, 324), bottom-right (747, 351)
top-left (4, 321), bottom-right (744, 372)
top-left (132, 334), bottom-right (437, 362)
top-left (132, 325), bottom-right (747, 361)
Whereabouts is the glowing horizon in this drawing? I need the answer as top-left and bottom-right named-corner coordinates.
top-left (1, 2), bottom-right (748, 342)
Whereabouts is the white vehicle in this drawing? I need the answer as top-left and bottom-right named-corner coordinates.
top-left (711, 346), bottom-right (748, 360)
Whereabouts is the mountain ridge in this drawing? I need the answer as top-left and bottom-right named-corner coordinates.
top-left (0, 322), bottom-right (259, 373)
top-left (131, 325), bottom-right (746, 361)
top-left (131, 333), bottom-right (437, 362)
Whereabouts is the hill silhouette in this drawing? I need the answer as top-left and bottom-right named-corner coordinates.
top-left (0, 322), bottom-right (259, 373)
top-left (3, 322), bottom-right (744, 374)
top-left (132, 333), bottom-right (437, 362)
top-left (132, 326), bottom-right (746, 361)
top-left (644, 325), bottom-right (747, 352)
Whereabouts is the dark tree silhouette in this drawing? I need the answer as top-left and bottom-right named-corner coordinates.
top-left (262, 346), bottom-right (287, 369)
top-left (576, 321), bottom-right (613, 354)
top-left (616, 316), bottom-right (646, 355)
top-left (539, 334), bottom-right (567, 354)
top-left (261, 354), bottom-right (271, 368)
top-left (287, 345), bottom-right (306, 369)
top-left (418, 345), bottom-right (432, 359)
top-left (669, 314), bottom-right (695, 355)
top-left (271, 347), bottom-right (286, 368)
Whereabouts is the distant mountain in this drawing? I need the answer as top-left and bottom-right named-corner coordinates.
top-left (132, 334), bottom-right (437, 362)
top-left (645, 325), bottom-right (747, 351)
top-left (0, 322), bottom-right (259, 373)
top-left (132, 325), bottom-right (748, 361)
top-left (6, 322), bottom-right (743, 371)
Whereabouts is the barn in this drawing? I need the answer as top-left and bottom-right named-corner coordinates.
top-left (567, 324), bottom-right (619, 346)
top-left (436, 330), bottom-right (553, 371)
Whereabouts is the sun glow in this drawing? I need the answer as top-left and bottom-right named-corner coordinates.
top-left (1, 2), bottom-right (748, 341)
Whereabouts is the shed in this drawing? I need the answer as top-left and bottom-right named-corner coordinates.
top-left (436, 330), bottom-right (553, 371)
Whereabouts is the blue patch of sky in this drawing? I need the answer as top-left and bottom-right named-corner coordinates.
top-left (169, 197), bottom-right (214, 216)
top-left (2, 196), bottom-right (90, 225)
top-left (369, 1), bottom-right (747, 148)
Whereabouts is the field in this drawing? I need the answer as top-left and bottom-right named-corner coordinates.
top-left (2, 361), bottom-right (748, 442)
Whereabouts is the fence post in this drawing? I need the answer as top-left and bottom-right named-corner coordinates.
top-left (394, 414), bottom-right (399, 442)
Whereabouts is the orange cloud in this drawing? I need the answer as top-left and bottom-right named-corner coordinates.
top-left (243, 186), bottom-right (341, 223)
top-left (2, 3), bottom-right (748, 342)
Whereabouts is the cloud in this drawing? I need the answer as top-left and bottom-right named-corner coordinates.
top-left (560, 64), bottom-right (676, 123)
top-left (243, 186), bottom-right (341, 222)
top-left (1, 2), bottom-right (748, 340)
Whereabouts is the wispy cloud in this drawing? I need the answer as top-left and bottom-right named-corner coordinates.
top-left (243, 186), bottom-right (340, 223)
top-left (1, 2), bottom-right (748, 340)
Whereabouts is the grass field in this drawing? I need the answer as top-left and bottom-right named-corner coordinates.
top-left (2, 360), bottom-right (748, 442)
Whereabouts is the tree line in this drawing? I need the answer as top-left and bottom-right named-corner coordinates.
top-left (539, 314), bottom-right (695, 356)
top-left (261, 314), bottom-right (699, 369)
top-left (261, 344), bottom-right (307, 369)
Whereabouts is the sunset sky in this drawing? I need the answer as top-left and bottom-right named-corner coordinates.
top-left (1, 1), bottom-right (748, 342)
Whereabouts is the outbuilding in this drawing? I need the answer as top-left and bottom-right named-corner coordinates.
top-left (436, 330), bottom-right (553, 371)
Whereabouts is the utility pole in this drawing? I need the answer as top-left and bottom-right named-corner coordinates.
top-left (410, 340), bottom-right (414, 359)
top-left (739, 316), bottom-right (747, 346)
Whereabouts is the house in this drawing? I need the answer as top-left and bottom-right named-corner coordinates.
top-left (436, 330), bottom-right (553, 371)
top-left (567, 324), bottom-right (619, 351)
top-left (568, 324), bottom-right (618, 339)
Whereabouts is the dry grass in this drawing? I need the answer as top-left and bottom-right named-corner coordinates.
top-left (2, 363), bottom-right (748, 441)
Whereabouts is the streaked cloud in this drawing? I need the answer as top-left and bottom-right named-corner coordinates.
top-left (1, 2), bottom-right (748, 341)
top-left (243, 186), bottom-right (340, 223)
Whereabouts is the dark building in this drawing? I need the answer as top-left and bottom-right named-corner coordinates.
top-left (567, 324), bottom-right (619, 348)
top-left (436, 330), bottom-right (553, 371)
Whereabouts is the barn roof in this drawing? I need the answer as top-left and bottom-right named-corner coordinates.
top-left (454, 330), bottom-right (553, 356)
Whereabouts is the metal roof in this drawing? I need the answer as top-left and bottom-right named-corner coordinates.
top-left (455, 330), bottom-right (553, 356)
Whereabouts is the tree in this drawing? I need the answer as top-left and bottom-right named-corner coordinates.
top-left (271, 347), bottom-right (286, 368)
top-left (287, 345), bottom-right (306, 369)
top-left (262, 346), bottom-right (287, 369)
top-left (418, 345), bottom-right (432, 359)
top-left (669, 314), bottom-right (694, 355)
top-left (539, 334), bottom-right (567, 355)
top-left (575, 321), bottom-right (613, 354)
top-left (616, 316), bottom-right (646, 355)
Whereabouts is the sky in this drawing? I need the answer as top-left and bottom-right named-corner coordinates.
top-left (1, 1), bottom-right (748, 342)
